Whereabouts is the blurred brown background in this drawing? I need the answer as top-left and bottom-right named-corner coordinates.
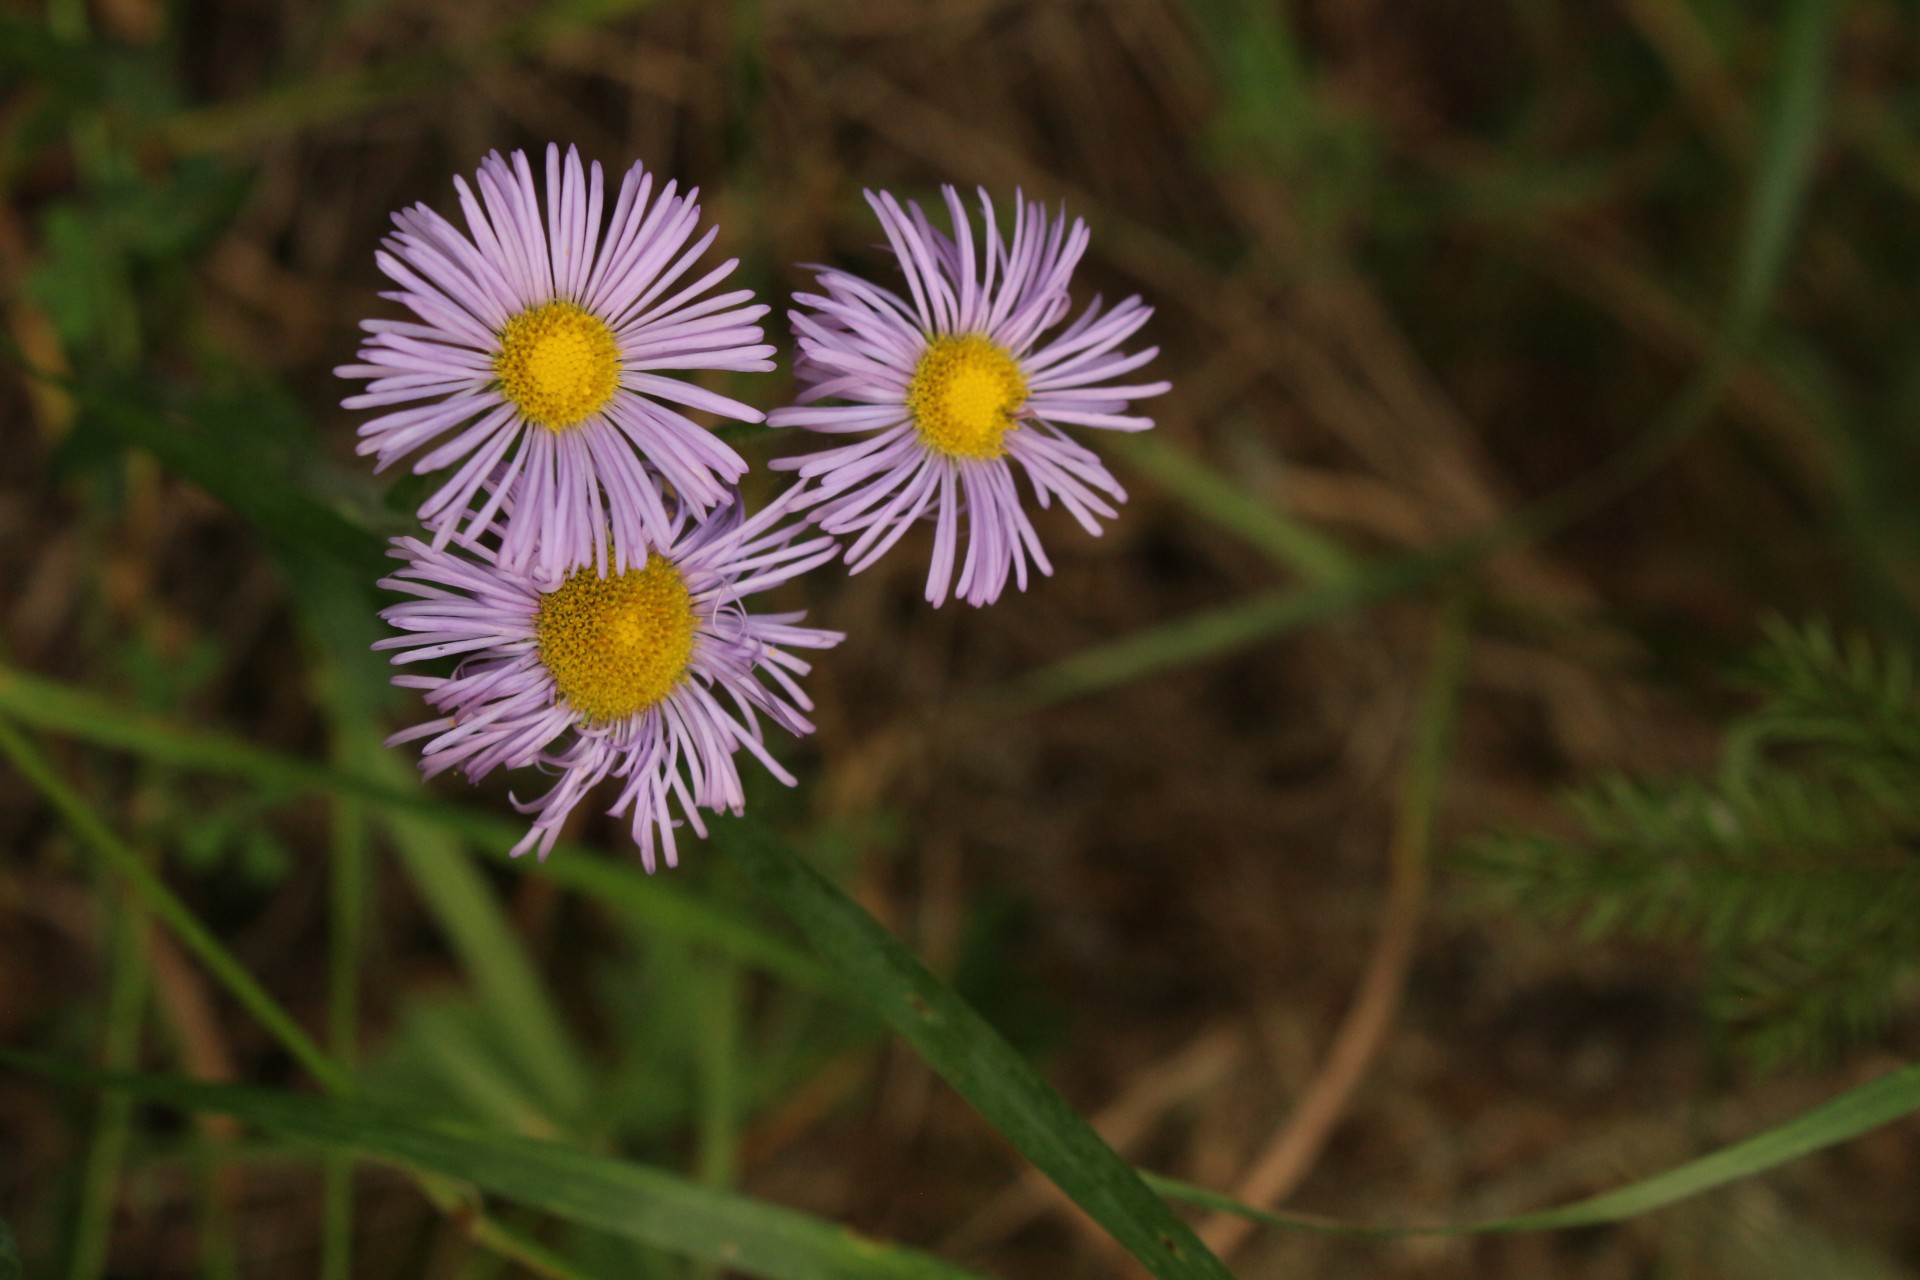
top-left (4, 0), bottom-right (1920, 1276)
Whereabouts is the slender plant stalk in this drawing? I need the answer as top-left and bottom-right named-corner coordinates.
top-left (1105, 432), bottom-right (1359, 582)
top-left (0, 719), bottom-right (346, 1093)
top-left (157, 0), bottom-right (660, 152)
top-left (1200, 594), bottom-right (1472, 1258)
top-left (322, 754), bottom-right (368, 1280)
top-left (695, 960), bottom-right (740, 1192)
top-left (1012, 0), bottom-right (1836, 710)
top-left (0, 724), bottom-right (646, 1279)
top-left (466, 1218), bottom-right (601, 1280)
top-left (64, 878), bottom-right (147, 1280)
top-left (0, 664), bottom-right (830, 992)
top-left (1145, 1060), bottom-right (1920, 1238)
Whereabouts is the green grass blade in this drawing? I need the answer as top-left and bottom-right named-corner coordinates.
top-left (1493, 1059), bottom-right (1920, 1230)
top-left (317, 637), bottom-right (372, 1280)
top-left (1725, 0), bottom-right (1835, 343)
top-left (714, 819), bottom-right (1237, 1280)
top-left (3, 1056), bottom-right (986, 1280)
top-left (0, 664), bottom-right (831, 991)
top-left (0, 1215), bottom-right (18, 1280)
top-left (1006, 548), bottom-right (1455, 706)
top-left (0, 719), bottom-right (345, 1093)
top-left (157, 0), bottom-right (660, 153)
top-left (695, 961), bottom-right (741, 1190)
top-left (1106, 433), bottom-right (1357, 582)
top-left (295, 541), bottom-right (596, 1123)
top-left (381, 788), bottom-right (592, 1122)
top-left (77, 388), bottom-right (389, 581)
top-left (466, 1218), bottom-right (603, 1280)
top-left (64, 882), bottom-right (147, 1280)
top-left (1012, 0), bottom-right (1835, 706)
top-left (1145, 1059), bottom-right (1920, 1237)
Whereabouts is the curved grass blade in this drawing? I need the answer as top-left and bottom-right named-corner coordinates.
top-left (1147, 1058), bottom-right (1920, 1238)
top-left (158, 0), bottom-right (660, 153)
top-left (65, 884), bottom-right (149, 1280)
top-left (0, 664), bottom-right (830, 993)
top-left (0, 719), bottom-right (345, 1093)
top-left (297, 547), bottom-right (595, 1123)
top-left (1006, 548), bottom-right (1456, 706)
top-left (77, 386), bottom-right (390, 581)
top-left (715, 819), bottom-right (1237, 1280)
top-left (1104, 433), bottom-right (1357, 582)
top-left (468, 1218), bottom-right (601, 1280)
top-left (3, 1055), bottom-right (984, 1280)
top-left (1011, 0), bottom-right (1836, 708)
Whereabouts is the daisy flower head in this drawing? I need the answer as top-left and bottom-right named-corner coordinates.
top-left (768, 186), bottom-right (1171, 607)
top-left (376, 490), bottom-right (843, 871)
top-left (339, 143), bottom-right (774, 579)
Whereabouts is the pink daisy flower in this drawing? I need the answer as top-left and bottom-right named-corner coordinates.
top-left (339, 144), bottom-right (772, 580)
top-left (376, 491), bottom-right (842, 870)
top-left (768, 187), bottom-right (1171, 607)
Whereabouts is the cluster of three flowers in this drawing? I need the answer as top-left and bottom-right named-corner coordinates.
top-left (338, 144), bottom-right (1169, 869)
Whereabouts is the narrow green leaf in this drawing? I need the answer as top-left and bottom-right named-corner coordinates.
top-left (1005, 548), bottom-right (1456, 706)
top-left (80, 389), bottom-right (388, 581)
top-left (715, 820), bottom-right (1237, 1280)
top-left (322, 774), bottom-right (365, 1280)
top-left (694, 961), bottom-right (742, 1190)
top-left (467, 1218), bottom-right (604, 1280)
top-left (298, 552), bottom-right (379, 1280)
top-left (1106, 433), bottom-right (1357, 582)
top-left (1147, 1059), bottom-right (1920, 1237)
top-left (1011, 0), bottom-right (1836, 705)
top-left (65, 882), bottom-right (148, 1280)
top-left (0, 719), bottom-right (345, 1093)
top-left (0, 1215), bottom-right (18, 1280)
top-left (1490, 0), bottom-right (1835, 552)
top-left (382, 791), bottom-right (592, 1121)
top-left (1494, 1059), bottom-right (1920, 1230)
top-left (296, 544), bottom-right (593, 1129)
top-left (1725, 0), bottom-right (1835, 344)
top-left (3, 1056), bottom-right (984, 1280)
top-left (0, 664), bottom-right (831, 992)
top-left (158, 0), bottom-right (659, 152)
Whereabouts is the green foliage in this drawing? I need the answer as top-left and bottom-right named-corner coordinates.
top-left (1185, 0), bottom-right (1382, 239)
top-left (5, 1056), bottom-right (988, 1280)
top-left (716, 819), bottom-right (1238, 1280)
top-left (28, 157), bottom-right (245, 368)
top-left (1467, 620), bottom-right (1920, 1067)
top-left (8, 0), bottom-right (1913, 1271)
top-left (168, 792), bottom-right (295, 884)
top-left (1150, 1057), bottom-right (1920, 1236)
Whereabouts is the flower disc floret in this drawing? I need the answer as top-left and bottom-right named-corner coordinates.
top-left (494, 301), bottom-right (621, 430)
top-left (536, 557), bottom-right (695, 723)
top-left (907, 334), bottom-right (1028, 460)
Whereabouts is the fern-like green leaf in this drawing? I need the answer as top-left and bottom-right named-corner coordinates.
top-left (1466, 620), bottom-right (1920, 1067)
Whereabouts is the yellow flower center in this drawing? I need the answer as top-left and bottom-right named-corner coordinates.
top-left (534, 557), bottom-right (697, 725)
top-left (493, 300), bottom-right (620, 430)
top-left (906, 334), bottom-right (1028, 460)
